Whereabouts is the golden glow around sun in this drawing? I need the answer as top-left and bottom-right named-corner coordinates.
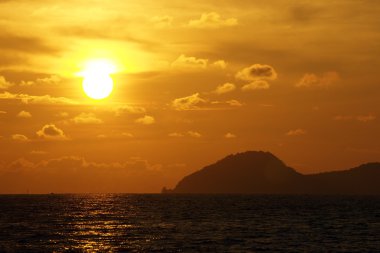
top-left (81, 60), bottom-right (116, 100)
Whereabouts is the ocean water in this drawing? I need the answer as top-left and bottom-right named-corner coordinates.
top-left (0, 195), bottom-right (379, 252)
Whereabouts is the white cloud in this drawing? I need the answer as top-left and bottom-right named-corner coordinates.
top-left (212, 60), bottom-right (227, 69)
top-left (114, 105), bottom-right (146, 116)
top-left (71, 113), bottom-right (102, 124)
top-left (151, 15), bottom-right (173, 28)
top-left (356, 114), bottom-right (376, 122)
top-left (17, 110), bottom-right (32, 118)
top-left (11, 134), bottom-right (30, 142)
top-left (187, 131), bottom-right (202, 138)
top-left (188, 12), bottom-right (238, 28)
top-left (215, 82), bottom-right (236, 95)
top-left (135, 115), bottom-right (155, 125)
top-left (171, 55), bottom-right (228, 71)
top-left (286, 129), bottom-right (307, 136)
top-left (172, 54), bottom-right (208, 69)
top-left (0, 92), bottom-right (76, 105)
top-left (30, 150), bottom-right (47, 155)
top-left (334, 114), bottom-right (376, 122)
top-left (296, 72), bottom-right (340, 88)
top-left (20, 75), bottom-right (61, 86)
top-left (171, 93), bottom-right (206, 110)
top-left (224, 133), bottom-right (236, 138)
top-left (0, 76), bottom-right (13, 90)
top-left (226, 99), bottom-right (243, 107)
top-left (241, 80), bottom-right (270, 91)
top-left (168, 132), bottom-right (184, 137)
top-left (168, 131), bottom-right (202, 138)
top-left (121, 132), bottom-right (134, 138)
top-left (57, 112), bottom-right (69, 118)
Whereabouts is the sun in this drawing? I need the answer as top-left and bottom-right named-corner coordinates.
top-left (80, 60), bottom-right (116, 100)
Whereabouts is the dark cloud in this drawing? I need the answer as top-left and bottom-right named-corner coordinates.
top-left (290, 4), bottom-right (324, 23)
top-left (0, 33), bottom-right (59, 54)
top-left (36, 124), bottom-right (68, 140)
top-left (209, 41), bottom-right (294, 67)
top-left (56, 26), bottom-right (158, 50)
top-left (236, 64), bottom-right (277, 81)
top-left (0, 53), bottom-right (27, 67)
top-left (0, 156), bottom-right (167, 193)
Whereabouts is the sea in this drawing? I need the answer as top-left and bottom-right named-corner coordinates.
top-left (0, 194), bottom-right (379, 252)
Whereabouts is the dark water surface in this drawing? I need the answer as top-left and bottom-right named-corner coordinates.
top-left (0, 194), bottom-right (379, 252)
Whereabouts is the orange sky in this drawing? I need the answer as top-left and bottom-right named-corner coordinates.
top-left (0, 0), bottom-right (379, 193)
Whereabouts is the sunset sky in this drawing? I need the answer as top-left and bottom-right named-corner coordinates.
top-left (1, 0), bottom-right (379, 193)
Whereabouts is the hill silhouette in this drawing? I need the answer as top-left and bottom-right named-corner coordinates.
top-left (162, 151), bottom-right (380, 194)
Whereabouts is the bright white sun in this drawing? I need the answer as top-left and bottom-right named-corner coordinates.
top-left (81, 60), bottom-right (116, 100)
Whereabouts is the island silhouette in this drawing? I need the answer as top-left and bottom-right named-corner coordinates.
top-left (162, 151), bottom-right (380, 194)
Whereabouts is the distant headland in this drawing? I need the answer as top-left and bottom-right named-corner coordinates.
top-left (162, 151), bottom-right (380, 195)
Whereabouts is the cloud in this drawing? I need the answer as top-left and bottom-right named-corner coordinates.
top-left (259, 104), bottom-right (275, 108)
top-left (17, 110), bottom-right (32, 118)
top-left (187, 131), bottom-right (202, 138)
top-left (0, 33), bottom-right (59, 54)
top-left (95, 132), bottom-right (135, 140)
top-left (0, 155), bottom-right (170, 193)
top-left (188, 12), bottom-right (238, 28)
top-left (236, 64), bottom-right (278, 81)
top-left (172, 95), bottom-right (242, 111)
top-left (212, 60), bottom-right (227, 69)
top-left (121, 132), bottom-right (134, 138)
top-left (20, 75), bottom-right (61, 86)
top-left (290, 3), bottom-right (323, 23)
top-left (334, 114), bottom-right (376, 122)
top-left (57, 112), bottom-right (69, 118)
top-left (135, 115), bottom-right (155, 125)
top-left (172, 54), bottom-right (208, 69)
top-left (214, 82), bottom-right (236, 95)
top-left (30, 150), bottom-right (47, 155)
top-left (334, 115), bottom-right (355, 121)
top-left (0, 111), bottom-right (6, 114)
top-left (36, 124), bottom-right (68, 141)
top-left (224, 133), bottom-right (236, 138)
top-left (0, 76), bottom-right (13, 90)
top-left (226, 99), bottom-right (243, 107)
top-left (345, 147), bottom-right (380, 155)
top-left (168, 132), bottom-right (184, 137)
top-left (56, 24), bottom-right (157, 50)
top-left (114, 105), bottom-right (146, 116)
top-left (171, 55), bottom-right (227, 71)
top-left (6, 158), bottom-right (34, 172)
top-left (11, 134), bottom-right (30, 142)
top-left (333, 115), bottom-right (353, 121)
top-left (356, 114), bottom-right (376, 122)
top-left (0, 54), bottom-right (26, 68)
top-left (151, 15), bottom-right (173, 28)
top-left (241, 80), bottom-right (270, 91)
top-left (296, 72), bottom-right (340, 88)
top-left (168, 131), bottom-right (202, 138)
top-left (70, 113), bottom-right (102, 124)
top-left (286, 129), bottom-right (307, 136)
top-left (0, 92), bottom-right (76, 105)
top-left (171, 93), bottom-right (206, 110)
